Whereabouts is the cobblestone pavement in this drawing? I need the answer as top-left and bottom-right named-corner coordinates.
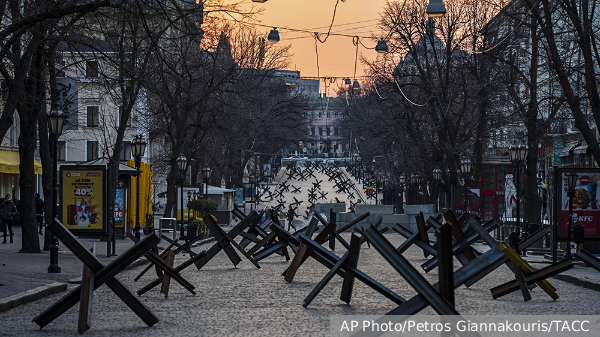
top-left (1, 233), bottom-right (600, 337)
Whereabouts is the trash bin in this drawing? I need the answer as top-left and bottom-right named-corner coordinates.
top-left (573, 225), bottom-right (585, 244)
top-left (529, 223), bottom-right (540, 234)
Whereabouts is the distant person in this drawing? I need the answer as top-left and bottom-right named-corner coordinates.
top-left (287, 205), bottom-right (297, 231)
top-left (35, 193), bottom-right (45, 235)
top-left (2, 194), bottom-right (17, 243)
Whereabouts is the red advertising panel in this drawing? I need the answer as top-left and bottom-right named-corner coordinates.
top-left (558, 169), bottom-right (600, 239)
top-left (451, 186), bottom-right (482, 218)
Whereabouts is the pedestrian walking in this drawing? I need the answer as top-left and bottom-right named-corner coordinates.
top-left (287, 205), bottom-right (297, 231)
top-left (1, 194), bottom-right (17, 243)
top-left (35, 193), bottom-right (45, 235)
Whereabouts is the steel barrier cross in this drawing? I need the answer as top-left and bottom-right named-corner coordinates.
top-left (33, 220), bottom-right (159, 332)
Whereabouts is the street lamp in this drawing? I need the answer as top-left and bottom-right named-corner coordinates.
top-left (176, 153), bottom-right (187, 240)
top-left (375, 39), bottom-right (389, 53)
top-left (509, 140), bottom-right (528, 252)
top-left (131, 135), bottom-right (147, 240)
top-left (564, 172), bottom-right (578, 259)
top-left (460, 158), bottom-right (472, 214)
top-left (410, 174), bottom-right (419, 205)
top-left (267, 28), bottom-right (280, 43)
top-left (202, 165), bottom-right (212, 201)
top-left (433, 166), bottom-right (442, 212)
top-left (47, 108), bottom-right (65, 273)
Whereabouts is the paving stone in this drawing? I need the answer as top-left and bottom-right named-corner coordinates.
top-left (1, 234), bottom-right (600, 336)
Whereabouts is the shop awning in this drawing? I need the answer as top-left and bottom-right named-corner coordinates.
top-left (559, 143), bottom-right (578, 157)
top-left (0, 149), bottom-right (43, 174)
top-left (574, 145), bottom-right (588, 154)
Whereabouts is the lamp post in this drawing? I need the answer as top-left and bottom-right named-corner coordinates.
top-left (460, 158), bottom-right (472, 214)
top-left (509, 141), bottom-right (529, 252)
top-left (433, 166), bottom-right (442, 212)
top-left (47, 108), bottom-right (65, 273)
top-left (372, 159), bottom-right (377, 205)
top-left (193, 191), bottom-right (200, 218)
top-left (202, 165), bottom-right (211, 201)
top-left (399, 174), bottom-right (405, 213)
top-left (564, 172), bottom-right (578, 259)
top-left (131, 135), bottom-right (147, 240)
top-left (176, 154), bottom-right (187, 240)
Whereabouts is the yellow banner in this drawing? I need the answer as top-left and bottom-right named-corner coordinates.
top-left (61, 169), bottom-right (104, 230)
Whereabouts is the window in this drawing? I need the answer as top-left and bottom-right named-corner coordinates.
top-left (56, 57), bottom-right (66, 78)
top-left (87, 141), bottom-right (99, 161)
top-left (326, 111), bottom-right (330, 119)
top-left (118, 141), bottom-right (132, 161)
top-left (87, 106), bottom-right (99, 127)
top-left (310, 126), bottom-right (315, 135)
top-left (119, 107), bottom-right (131, 127)
top-left (58, 141), bottom-right (66, 162)
top-left (311, 111), bottom-right (315, 119)
top-left (327, 127), bottom-right (331, 136)
top-left (335, 128), bottom-right (339, 136)
top-left (86, 60), bottom-right (99, 77)
top-left (318, 111), bottom-right (323, 119)
top-left (319, 128), bottom-right (324, 136)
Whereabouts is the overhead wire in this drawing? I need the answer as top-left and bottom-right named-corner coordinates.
top-left (313, 0), bottom-right (342, 43)
top-left (393, 78), bottom-right (433, 106)
top-left (352, 36), bottom-right (359, 81)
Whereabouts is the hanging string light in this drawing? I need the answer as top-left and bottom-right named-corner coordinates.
top-left (375, 39), bottom-right (388, 53)
top-left (267, 27), bottom-right (280, 43)
top-left (426, 0), bottom-right (446, 18)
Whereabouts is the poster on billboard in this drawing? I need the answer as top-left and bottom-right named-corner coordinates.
top-left (557, 168), bottom-right (600, 239)
top-left (234, 188), bottom-right (244, 204)
top-left (451, 185), bottom-right (482, 218)
top-left (243, 183), bottom-right (254, 201)
top-left (60, 165), bottom-right (106, 235)
top-left (114, 189), bottom-right (124, 228)
top-left (177, 186), bottom-right (201, 222)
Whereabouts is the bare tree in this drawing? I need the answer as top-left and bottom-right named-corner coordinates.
top-left (341, 0), bottom-right (508, 208)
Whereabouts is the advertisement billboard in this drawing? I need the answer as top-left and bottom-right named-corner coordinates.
top-left (177, 186), bottom-right (200, 222)
top-left (60, 165), bottom-right (106, 235)
top-left (557, 168), bottom-right (600, 239)
top-left (451, 185), bottom-right (482, 218)
top-left (234, 188), bottom-right (244, 204)
top-left (243, 183), bottom-right (254, 201)
top-left (114, 189), bottom-right (124, 228)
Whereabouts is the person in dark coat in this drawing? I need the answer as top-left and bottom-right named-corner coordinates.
top-left (287, 205), bottom-right (297, 231)
top-left (1, 194), bottom-right (17, 243)
top-left (35, 193), bottom-right (45, 235)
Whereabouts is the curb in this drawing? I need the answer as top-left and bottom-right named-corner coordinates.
top-left (552, 274), bottom-right (600, 292)
top-left (0, 236), bottom-right (217, 313)
top-left (0, 282), bottom-right (67, 313)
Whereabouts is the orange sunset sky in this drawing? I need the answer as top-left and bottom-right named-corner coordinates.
top-left (224, 0), bottom-right (390, 92)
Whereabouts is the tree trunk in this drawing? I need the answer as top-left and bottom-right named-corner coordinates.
top-left (18, 122), bottom-right (41, 253)
top-left (18, 32), bottom-right (45, 253)
top-left (164, 166), bottom-right (177, 218)
top-left (524, 17), bottom-right (542, 225)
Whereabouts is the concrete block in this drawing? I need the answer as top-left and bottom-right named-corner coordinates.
top-left (315, 203), bottom-right (346, 214)
top-left (404, 204), bottom-right (436, 214)
top-left (354, 204), bottom-right (394, 215)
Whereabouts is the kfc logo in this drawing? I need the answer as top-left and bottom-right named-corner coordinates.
top-left (572, 213), bottom-right (593, 223)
